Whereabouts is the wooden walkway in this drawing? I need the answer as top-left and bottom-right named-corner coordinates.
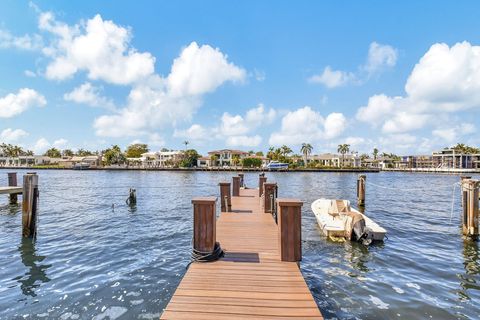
top-left (160, 188), bottom-right (323, 319)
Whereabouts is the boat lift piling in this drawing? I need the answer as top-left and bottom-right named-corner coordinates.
top-left (461, 179), bottom-right (480, 237)
top-left (357, 174), bottom-right (366, 207)
top-left (22, 173), bottom-right (39, 238)
top-left (8, 172), bottom-right (18, 204)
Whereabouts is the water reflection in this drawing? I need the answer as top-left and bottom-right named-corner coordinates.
top-left (13, 238), bottom-right (51, 297)
top-left (458, 238), bottom-right (480, 300)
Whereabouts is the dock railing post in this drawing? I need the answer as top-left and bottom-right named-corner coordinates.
top-left (462, 179), bottom-right (480, 237)
top-left (238, 173), bottom-right (244, 188)
top-left (263, 182), bottom-right (277, 213)
top-left (8, 172), bottom-right (18, 204)
top-left (219, 182), bottom-right (231, 212)
top-left (192, 197), bottom-right (217, 253)
top-left (232, 176), bottom-right (240, 196)
top-left (357, 174), bottom-right (366, 207)
top-left (22, 173), bottom-right (39, 238)
top-left (276, 198), bottom-right (302, 262)
top-left (258, 175), bottom-right (267, 197)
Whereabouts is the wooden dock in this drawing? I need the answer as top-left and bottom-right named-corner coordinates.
top-left (160, 187), bottom-right (323, 319)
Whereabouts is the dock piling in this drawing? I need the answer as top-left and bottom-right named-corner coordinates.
top-left (238, 173), bottom-right (244, 188)
top-left (232, 176), bottom-right (240, 196)
top-left (263, 182), bottom-right (277, 213)
top-left (461, 176), bottom-right (472, 207)
top-left (219, 182), bottom-right (231, 212)
top-left (22, 173), bottom-right (39, 238)
top-left (192, 197), bottom-right (217, 253)
top-left (8, 172), bottom-right (18, 204)
top-left (258, 175), bottom-right (267, 197)
top-left (128, 188), bottom-right (137, 205)
top-left (462, 179), bottom-right (479, 237)
top-left (357, 174), bottom-right (366, 207)
top-left (277, 198), bottom-right (303, 262)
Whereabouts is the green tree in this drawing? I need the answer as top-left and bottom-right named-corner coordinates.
top-left (103, 145), bottom-right (126, 165)
top-left (183, 140), bottom-right (189, 151)
top-left (210, 154), bottom-right (218, 166)
top-left (76, 148), bottom-right (94, 156)
top-left (255, 151), bottom-right (264, 156)
top-left (337, 144), bottom-right (350, 167)
top-left (300, 143), bottom-right (313, 167)
top-left (44, 148), bottom-right (62, 158)
top-left (125, 143), bottom-right (149, 158)
top-left (373, 148), bottom-right (379, 160)
top-left (62, 149), bottom-right (74, 157)
top-left (180, 149), bottom-right (200, 167)
top-left (280, 145), bottom-right (292, 157)
top-left (232, 154), bottom-right (241, 166)
top-left (242, 157), bottom-right (262, 167)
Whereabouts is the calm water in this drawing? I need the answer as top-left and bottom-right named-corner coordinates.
top-left (0, 169), bottom-right (479, 320)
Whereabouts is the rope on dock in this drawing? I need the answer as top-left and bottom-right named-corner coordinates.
top-left (187, 241), bottom-right (224, 269)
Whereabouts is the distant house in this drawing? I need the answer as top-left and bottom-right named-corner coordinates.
top-left (0, 155), bottom-right (54, 167)
top-left (309, 153), bottom-right (361, 168)
top-left (139, 150), bottom-right (183, 168)
top-left (363, 157), bottom-right (395, 169)
top-left (198, 149), bottom-right (249, 167)
top-left (432, 148), bottom-right (480, 169)
top-left (58, 155), bottom-right (102, 168)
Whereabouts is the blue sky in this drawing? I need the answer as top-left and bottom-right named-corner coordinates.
top-left (0, 1), bottom-right (479, 156)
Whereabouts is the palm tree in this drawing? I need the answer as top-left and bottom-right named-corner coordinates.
top-left (210, 154), bottom-right (218, 167)
top-left (373, 148), bottom-right (379, 160)
top-left (280, 145), bottom-right (292, 157)
top-left (232, 154), bottom-right (241, 167)
top-left (300, 143), bottom-right (313, 167)
top-left (183, 140), bottom-right (189, 150)
top-left (337, 144), bottom-right (350, 167)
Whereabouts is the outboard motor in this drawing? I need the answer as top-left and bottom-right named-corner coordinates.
top-left (344, 212), bottom-right (367, 241)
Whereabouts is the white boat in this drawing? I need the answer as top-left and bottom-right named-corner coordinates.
top-left (311, 199), bottom-right (386, 243)
top-left (265, 161), bottom-right (289, 170)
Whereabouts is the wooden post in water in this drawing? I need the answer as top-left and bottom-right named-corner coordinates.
top-left (128, 188), bottom-right (137, 205)
top-left (238, 173), bottom-right (244, 188)
top-left (219, 182), bottom-right (231, 212)
top-left (7, 172), bottom-right (18, 204)
top-left (263, 182), bottom-right (277, 213)
top-left (276, 198), bottom-right (302, 262)
top-left (192, 197), bottom-right (217, 253)
top-left (22, 173), bottom-right (39, 238)
top-left (462, 179), bottom-right (480, 237)
top-left (258, 175), bottom-right (267, 197)
top-left (357, 174), bottom-right (366, 207)
top-left (461, 176), bottom-right (472, 207)
top-left (232, 176), bottom-right (240, 196)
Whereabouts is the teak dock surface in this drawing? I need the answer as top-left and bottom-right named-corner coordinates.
top-left (160, 188), bottom-right (323, 319)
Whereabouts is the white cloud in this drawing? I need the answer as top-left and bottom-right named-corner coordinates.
top-left (148, 133), bottom-right (165, 147)
top-left (308, 66), bottom-right (355, 88)
top-left (226, 135), bottom-right (262, 147)
top-left (0, 128), bottom-right (29, 143)
top-left (39, 12), bottom-right (155, 84)
top-left (432, 123), bottom-right (476, 143)
top-left (269, 106), bottom-right (347, 146)
top-left (0, 88), bottom-right (46, 118)
top-left (53, 138), bottom-right (68, 148)
top-left (364, 42), bottom-right (398, 74)
top-left (33, 138), bottom-right (50, 154)
top-left (174, 124), bottom-right (210, 141)
top-left (94, 42), bottom-right (246, 137)
top-left (357, 41), bottom-right (480, 135)
top-left (64, 82), bottom-right (115, 110)
top-left (167, 42), bottom-right (246, 96)
top-left (0, 29), bottom-right (43, 50)
top-left (24, 70), bottom-right (37, 77)
top-left (253, 69), bottom-right (266, 81)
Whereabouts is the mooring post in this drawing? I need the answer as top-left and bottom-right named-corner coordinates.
top-left (22, 173), bottom-right (39, 238)
top-left (276, 198), bottom-right (303, 262)
top-left (461, 176), bottom-right (472, 207)
top-left (219, 182), bottom-right (231, 212)
top-left (192, 197), bottom-right (217, 253)
top-left (263, 182), bottom-right (277, 213)
top-left (232, 176), bottom-right (241, 196)
top-left (128, 188), bottom-right (137, 205)
top-left (238, 173), bottom-right (245, 188)
top-left (357, 174), bottom-right (366, 207)
top-left (258, 175), bottom-right (267, 197)
top-left (8, 172), bottom-right (18, 204)
top-left (462, 179), bottom-right (480, 237)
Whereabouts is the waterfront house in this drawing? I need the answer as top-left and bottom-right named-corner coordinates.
top-left (200, 149), bottom-right (249, 167)
top-left (432, 148), bottom-right (480, 169)
top-left (139, 150), bottom-right (183, 168)
top-left (309, 153), bottom-right (361, 168)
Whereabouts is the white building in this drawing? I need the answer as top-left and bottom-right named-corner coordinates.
top-left (309, 153), bottom-right (361, 168)
top-left (198, 149), bottom-right (249, 167)
top-left (140, 150), bottom-right (183, 168)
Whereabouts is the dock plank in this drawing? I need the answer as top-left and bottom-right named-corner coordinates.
top-left (160, 187), bottom-right (322, 319)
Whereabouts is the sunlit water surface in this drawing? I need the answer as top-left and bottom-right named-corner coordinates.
top-left (0, 169), bottom-right (479, 319)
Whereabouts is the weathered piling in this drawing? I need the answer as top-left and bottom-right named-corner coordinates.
top-left (127, 188), bottom-right (137, 205)
top-left (238, 173), bottom-right (244, 188)
top-left (22, 173), bottom-right (39, 238)
top-left (232, 176), bottom-right (240, 196)
top-left (192, 197), bottom-right (217, 253)
top-left (258, 175), bottom-right (267, 197)
top-left (219, 182), bottom-right (231, 212)
top-left (461, 176), bottom-right (472, 208)
top-left (357, 174), bottom-right (366, 206)
top-left (462, 179), bottom-right (479, 237)
top-left (263, 182), bottom-right (277, 213)
top-left (277, 198), bottom-right (303, 262)
top-left (8, 172), bottom-right (18, 204)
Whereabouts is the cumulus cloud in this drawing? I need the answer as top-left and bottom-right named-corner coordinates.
top-left (0, 88), bottom-right (46, 118)
top-left (174, 124), bottom-right (211, 141)
top-left (0, 128), bottom-right (29, 143)
top-left (64, 82), bottom-right (115, 110)
top-left (39, 12), bottom-right (155, 84)
top-left (0, 29), bottom-right (43, 50)
top-left (364, 42), bottom-right (398, 74)
top-left (432, 123), bottom-right (476, 143)
top-left (94, 42), bottom-right (246, 137)
top-left (357, 41), bottom-right (480, 135)
top-left (32, 137), bottom-right (68, 154)
top-left (226, 135), bottom-right (262, 147)
top-left (308, 66), bottom-right (355, 88)
top-left (269, 106), bottom-right (347, 146)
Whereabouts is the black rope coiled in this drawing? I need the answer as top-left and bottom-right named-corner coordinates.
top-left (187, 242), bottom-right (225, 269)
